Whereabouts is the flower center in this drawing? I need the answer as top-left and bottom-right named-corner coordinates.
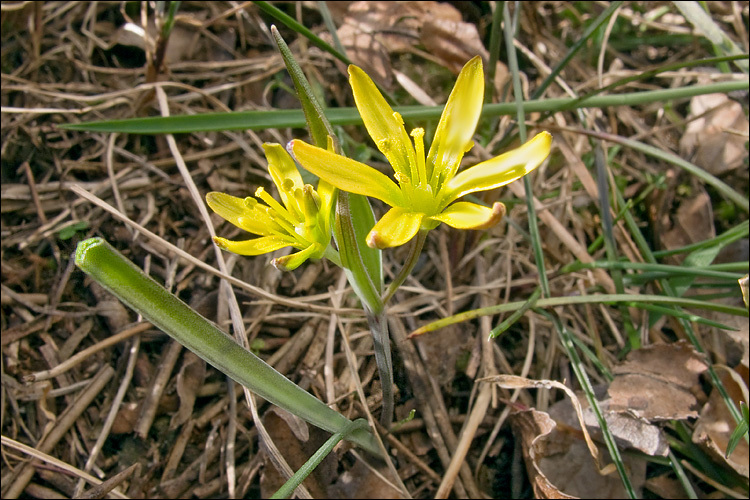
top-left (394, 127), bottom-right (439, 216)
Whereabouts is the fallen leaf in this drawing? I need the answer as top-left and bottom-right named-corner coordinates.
top-left (549, 388), bottom-right (670, 457)
top-left (608, 341), bottom-right (708, 420)
top-left (413, 324), bottom-right (472, 389)
top-left (420, 16), bottom-right (489, 74)
top-left (680, 93), bottom-right (749, 176)
top-left (326, 1), bottom-right (493, 89)
top-left (170, 351), bottom-right (205, 429)
top-left (659, 188), bottom-right (716, 256)
top-left (259, 410), bottom-right (337, 498)
top-left (510, 409), bottom-right (646, 499)
top-left (329, 459), bottom-right (407, 499)
top-left (693, 361), bottom-right (749, 478)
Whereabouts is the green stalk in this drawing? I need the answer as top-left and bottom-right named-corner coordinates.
top-left (75, 237), bottom-right (381, 456)
top-left (382, 229), bottom-right (428, 304)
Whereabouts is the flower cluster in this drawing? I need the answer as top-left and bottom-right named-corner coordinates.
top-left (209, 56), bottom-right (551, 265)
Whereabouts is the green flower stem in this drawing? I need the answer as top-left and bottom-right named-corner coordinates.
top-left (382, 229), bottom-right (428, 304)
top-left (322, 246), bottom-right (342, 268)
top-left (365, 310), bottom-right (393, 427)
top-left (74, 237), bottom-right (381, 457)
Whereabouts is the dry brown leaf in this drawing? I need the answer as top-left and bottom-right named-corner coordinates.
top-left (693, 361), bottom-right (749, 478)
top-left (169, 351), bottom-right (205, 429)
top-left (644, 473), bottom-right (691, 499)
top-left (549, 389), bottom-right (670, 457)
top-left (608, 341), bottom-right (708, 420)
top-left (510, 409), bottom-right (646, 499)
top-left (659, 188), bottom-right (716, 254)
top-left (413, 324), bottom-right (472, 389)
top-left (259, 410), bottom-right (337, 498)
top-left (420, 17), bottom-right (489, 74)
top-left (679, 93), bottom-right (749, 176)
top-left (329, 1), bottom-right (491, 88)
top-left (329, 459), bottom-right (407, 499)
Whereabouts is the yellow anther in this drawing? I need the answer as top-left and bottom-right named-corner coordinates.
top-left (378, 138), bottom-right (392, 152)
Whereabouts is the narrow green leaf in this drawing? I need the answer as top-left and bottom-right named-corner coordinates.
top-left (726, 402), bottom-right (749, 458)
top-left (271, 25), bottom-right (335, 149)
top-left (333, 192), bottom-right (383, 313)
top-left (490, 288), bottom-right (541, 339)
top-left (254, 1), bottom-right (351, 66)
top-left (674, 1), bottom-right (748, 73)
top-left (58, 81), bottom-right (749, 134)
top-left (272, 419), bottom-right (370, 499)
top-left (74, 237), bottom-right (381, 456)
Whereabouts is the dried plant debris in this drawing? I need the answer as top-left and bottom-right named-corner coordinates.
top-left (607, 341), bottom-right (709, 421)
top-left (693, 361), bottom-right (749, 478)
top-left (680, 92), bottom-right (750, 177)
top-left (548, 387), bottom-right (670, 458)
top-left (510, 409), bottom-right (646, 499)
top-left (326, 1), bottom-right (489, 87)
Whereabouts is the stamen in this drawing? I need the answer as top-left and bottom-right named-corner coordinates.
top-left (410, 128), bottom-right (427, 187)
top-left (281, 178), bottom-right (295, 193)
top-left (255, 187), bottom-right (296, 226)
top-left (394, 172), bottom-right (410, 185)
top-left (300, 185), bottom-right (320, 230)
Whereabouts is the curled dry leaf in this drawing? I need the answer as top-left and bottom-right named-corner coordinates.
top-left (549, 387), bottom-right (670, 457)
top-left (693, 360), bottom-right (749, 478)
top-left (510, 409), bottom-right (646, 499)
top-left (608, 340), bottom-right (708, 421)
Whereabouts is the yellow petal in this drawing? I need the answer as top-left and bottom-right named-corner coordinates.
top-left (366, 207), bottom-right (423, 249)
top-left (426, 56), bottom-right (484, 187)
top-left (348, 65), bottom-right (417, 180)
top-left (272, 243), bottom-right (321, 271)
top-left (443, 131), bottom-right (552, 206)
top-left (206, 192), bottom-right (273, 235)
top-left (290, 140), bottom-right (404, 207)
top-left (430, 201), bottom-right (505, 230)
top-left (263, 143), bottom-right (303, 209)
top-left (213, 235), bottom-right (292, 256)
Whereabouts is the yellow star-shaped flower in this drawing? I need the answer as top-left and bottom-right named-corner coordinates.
top-left (206, 143), bottom-right (335, 270)
top-left (290, 56), bottom-right (551, 249)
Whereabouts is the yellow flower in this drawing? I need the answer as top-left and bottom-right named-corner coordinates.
top-left (206, 143), bottom-right (335, 271)
top-left (289, 56), bottom-right (552, 249)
